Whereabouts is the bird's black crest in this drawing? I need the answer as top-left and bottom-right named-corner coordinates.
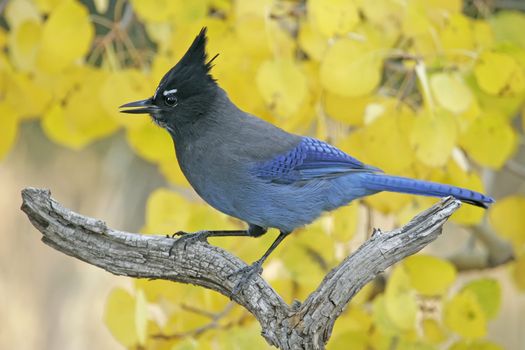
top-left (156, 27), bottom-right (218, 98)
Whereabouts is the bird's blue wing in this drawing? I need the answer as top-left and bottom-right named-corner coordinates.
top-left (252, 137), bottom-right (381, 184)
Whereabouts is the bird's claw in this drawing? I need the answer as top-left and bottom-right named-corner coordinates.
top-left (171, 230), bottom-right (187, 238)
top-left (168, 230), bottom-right (210, 256)
top-left (228, 261), bottom-right (264, 296)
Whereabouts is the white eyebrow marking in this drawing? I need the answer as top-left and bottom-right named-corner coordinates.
top-left (163, 88), bottom-right (178, 96)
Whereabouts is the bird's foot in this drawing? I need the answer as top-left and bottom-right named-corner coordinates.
top-left (169, 230), bottom-right (210, 256)
top-left (228, 260), bottom-right (264, 296)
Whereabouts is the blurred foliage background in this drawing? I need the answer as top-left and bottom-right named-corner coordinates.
top-left (1, 0), bottom-right (525, 349)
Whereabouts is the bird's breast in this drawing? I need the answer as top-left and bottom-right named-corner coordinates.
top-left (175, 138), bottom-right (248, 218)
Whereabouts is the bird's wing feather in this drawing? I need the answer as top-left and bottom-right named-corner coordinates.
top-left (252, 137), bottom-right (381, 183)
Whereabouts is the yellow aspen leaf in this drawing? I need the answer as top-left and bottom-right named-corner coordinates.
top-left (234, 0), bottom-right (270, 18)
top-left (170, 0), bottom-right (208, 26)
top-left (364, 192), bottom-right (413, 214)
top-left (5, 72), bottom-right (52, 119)
top-left (489, 195), bottom-right (525, 246)
top-left (279, 91), bottom-right (317, 134)
top-left (184, 288), bottom-right (230, 314)
top-left (218, 323), bottom-right (269, 350)
top-left (328, 331), bottom-right (367, 350)
top-left (32, 0), bottom-right (62, 13)
top-left (135, 289), bottom-right (148, 345)
top-left (473, 20), bottom-right (494, 49)
top-left (403, 255), bottom-right (457, 296)
top-left (308, 0), bottom-right (359, 37)
top-left (32, 65), bottom-right (87, 101)
top-left (100, 70), bottom-right (153, 129)
top-left (209, 0), bottom-right (231, 12)
top-left (474, 51), bottom-right (525, 96)
top-left (142, 321), bottom-right (171, 350)
top-left (372, 295), bottom-right (400, 334)
top-left (130, 0), bottom-right (177, 22)
top-left (280, 233), bottom-right (330, 295)
top-left (423, 0), bottom-right (462, 14)
top-left (4, 0), bottom-right (40, 29)
top-left (461, 279), bottom-right (501, 319)
top-left (104, 288), bottom-right (140, 347)
top-left (323, 92), bottom-right (368, 126)
top-left (444, 290), bottom-right (487, 339)
top-left (151, 54), bottom-right (174, 86)
top-left (167, 19), bottom-right (228, 64)
top-left (235, 16), bottom-right (271, 59)
top-left (457, 98), bottom-right (481, 133)
top-left (331, 201), bottom-right (359, 242)
top-left (430, 73), bottom-right (473, 114)
top-left (269, 25), bottom-right (297, 60)
top-left (320, 38), bottom-right (382, 97)
top-left (490, 11), bottom-right (525, 49)
top-left (385, 266), bottom-right (417, 331)
top-left (0, 103), bottom-right (19, 160)
top-left (465, 67), bottom-right (525, 120)
top-left (37, 0), bottom-right (94, 73)
top-left (185, 205), bottom-right (232, 233)
top-left (422, 318), bottom-right (447, 345)
top-left (7, 19), bottom-right (42, 72)
top-left (403, 2), bottom-right (432, 37)
top-left (41, 103), bottom-right (81, 148)
top-left (256, 58), bottom-right (308, 118)
top-left (511, 255), bottom-right (525, 291)
top-left (144, 22), bottom-right (173, 54)
top-left (144, 189), bottom-right (192, 233)
top-left (135, 279), bottom-right (186, 303)
top-left (440, 14), bottom-right (474, 53)
top-left (357, 0), bottom-right (403, 26)
top-left (352, 113), bottom-right (415, 173)
top-left (210, 36), bottom-right (271, 121)
top-left (42, 70), bottom-right (118, 149)
top-left (459, 113), bottom-right (516, 169)
top-left (126, 121), bottom-right (173, 163)
top-left (298, 20), bottom-right (328, 61)
top-left (362, 100), bottom-right (416, 173)
top-left (171, 339), bottom-right (202, 350)
top-left (334, 306), bottom-right (373, 334)
top-left (410, 111), bottom-right (457, 167)
top-left (449, 339), bottom-right (504, 350)
top-left (293, 221), bottom-right (336, 265)
top-left (355, 20), bottom-right (399, 50)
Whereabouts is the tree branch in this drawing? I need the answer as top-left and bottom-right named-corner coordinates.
top-left (21, 187), bottom-right (461, 350)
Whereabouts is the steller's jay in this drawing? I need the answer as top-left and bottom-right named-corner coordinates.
top-left (120, 28), bottom-right (494, 293)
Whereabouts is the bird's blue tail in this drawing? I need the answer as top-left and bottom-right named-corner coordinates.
top-left (360, 173), bottom-right (494, 208)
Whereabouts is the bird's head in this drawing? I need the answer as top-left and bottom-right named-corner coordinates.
top-left (119, 27), bottom-right (218, 134)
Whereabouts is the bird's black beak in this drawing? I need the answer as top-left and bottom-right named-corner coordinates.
top-left (119, 98), bottom-right (155, 114)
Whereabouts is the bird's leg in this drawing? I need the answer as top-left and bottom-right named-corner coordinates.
top-left (169, 224), bottom-right (267, 255)
top-left (229, 230), bottom-right (291, 296)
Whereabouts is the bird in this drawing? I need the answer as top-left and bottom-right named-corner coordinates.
top-left (120, 28), bottom-right (494, 294)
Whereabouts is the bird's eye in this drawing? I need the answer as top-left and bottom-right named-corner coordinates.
top-left (164, 94), bottom-right (177, 106)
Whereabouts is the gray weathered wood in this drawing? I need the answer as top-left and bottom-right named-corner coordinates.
top-left (21, 187), bottom-right (460, 349)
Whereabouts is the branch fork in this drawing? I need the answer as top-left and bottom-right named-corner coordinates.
top-left (21, 187), bottom-right (460, 349)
